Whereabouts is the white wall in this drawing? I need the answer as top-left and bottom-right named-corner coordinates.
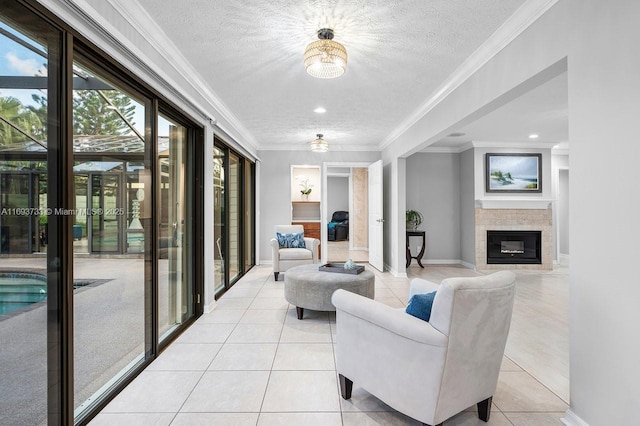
top-left (258, 150), bottom-right (380, 263)
top-left (567, 1), bottom-right (640, 424)
top-left (382, 0), bottom-right (640, 422)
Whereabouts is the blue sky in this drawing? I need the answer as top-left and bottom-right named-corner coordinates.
top-left (0, 21), bottom-right (47, 108)
top-left (1, 21), bottom-right (174, 138)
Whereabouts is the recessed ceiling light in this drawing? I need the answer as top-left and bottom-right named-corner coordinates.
top-left (529, 134), bottom-right (539, 139)
top-left (314, 107), bottom-right (326, 113)
top-left (448, 132), bottom-right (466, 137)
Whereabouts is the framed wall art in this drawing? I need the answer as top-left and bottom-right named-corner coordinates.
top-left (485, 153), bottom-right (542, 193)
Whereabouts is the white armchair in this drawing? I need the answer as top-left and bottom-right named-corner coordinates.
top-left (331, 271), bottom-right (516, 426)
top-left (270, 225), bottom-right (320, 281)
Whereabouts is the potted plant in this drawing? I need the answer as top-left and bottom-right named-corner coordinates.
top-left (406, 209), bottom-right (423, 230)
top-left (299, 177), bottom-right (313, 200)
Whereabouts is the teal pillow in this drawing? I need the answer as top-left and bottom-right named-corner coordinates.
top-left (276, 232), bottom-right (306, 249)
top-left (405, 291), bottom-right (437, 322)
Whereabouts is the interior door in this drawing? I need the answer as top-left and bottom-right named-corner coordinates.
top-left (368, 160), bottom-right (384, 271)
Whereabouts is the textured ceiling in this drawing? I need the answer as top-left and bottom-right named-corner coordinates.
top-left (132, 0), bottom-right (529, 151)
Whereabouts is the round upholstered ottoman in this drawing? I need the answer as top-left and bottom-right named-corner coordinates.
top-left (284, 263), bottom-right (375, 319)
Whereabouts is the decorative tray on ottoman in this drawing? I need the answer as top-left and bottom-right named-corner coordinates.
top-left (319, 263), bottom-right (364, 275)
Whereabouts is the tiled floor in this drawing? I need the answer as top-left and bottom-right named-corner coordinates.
top-left (327, 240), bottom-right (369, 263)
top-left (90, 264), bottom-right (569, 426)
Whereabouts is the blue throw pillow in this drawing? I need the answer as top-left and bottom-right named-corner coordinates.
top-left (276, 232), bottom-right (306, 249)
top-left (405, 291), bottom-right (437, 322)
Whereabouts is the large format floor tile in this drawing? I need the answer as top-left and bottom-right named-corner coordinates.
top-left (101, 371), bottom-right (202, 413)
top-left (208, 343), bottom-right (277, 370)
top-left (261, 370), bottom-right (340, 412)
top-left (180, 370), bottom-right (270, 412)
top-left (90, 264), bottom-right (570, 426)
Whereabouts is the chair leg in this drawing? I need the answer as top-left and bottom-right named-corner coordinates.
top-left (296, 306), bottom-right (304, 320)
top-left (338, 374), bottom-right (353, 400)
top-left (274, 272), bottom-right (279, 281)
top-left (477, 396), bottom-right (492, 422)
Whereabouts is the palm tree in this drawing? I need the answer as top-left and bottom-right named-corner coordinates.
top-left (0, 96), bottom-right (43, 146)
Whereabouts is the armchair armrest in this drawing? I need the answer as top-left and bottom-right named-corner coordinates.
top-left (270, 238), bottom-right (280, 271)
top-left (304, 237), bottom-right (320, 263)
top-left (332, 289), bottom-right (447, 346)
top-left (410, 278), bottom-right (439, 298)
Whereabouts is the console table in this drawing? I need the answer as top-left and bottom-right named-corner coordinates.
top-left (406, 230), bottom-right (426, 268)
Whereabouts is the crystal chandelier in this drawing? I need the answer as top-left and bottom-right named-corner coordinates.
top-left (303, 28), bottom-right (347, 79)
top-left (309, 134), bottom-right (329, 152)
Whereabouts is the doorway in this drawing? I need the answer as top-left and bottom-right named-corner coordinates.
top-left (323, 163), bottom-right (371, 264)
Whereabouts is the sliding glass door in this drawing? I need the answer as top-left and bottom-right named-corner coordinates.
top-left (213, 139), bottom-right (255, 297)
top-left (0, 2), bottom-right (204, 423)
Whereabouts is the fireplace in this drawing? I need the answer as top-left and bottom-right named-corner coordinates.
top-left (486, 230), bottom-right (541, 264)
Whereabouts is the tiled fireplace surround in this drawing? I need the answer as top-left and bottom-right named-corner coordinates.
top-left (475, 207), bottom-right (553, 270)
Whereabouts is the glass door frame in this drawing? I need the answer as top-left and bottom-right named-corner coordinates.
top-left (87, 171), bottom-right (125, 254)
top-left (213, 137), bottom-right (255, 298)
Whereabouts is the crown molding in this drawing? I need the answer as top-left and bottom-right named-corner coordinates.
top-left (42, 0), bottom-right (258, 152)
top-left (259, 143), bottom-right (380, 152)
top-left (420, 139), bottom-right (557, 153)
top-left (41, 0), bottom-right (211, 125)
top-left (106, 0), bottom-right (258, 150)
top-left (379, 0), bottom-right (560, 150)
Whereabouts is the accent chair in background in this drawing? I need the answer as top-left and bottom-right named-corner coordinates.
top-left (270, 224), bottom-right (320, 281)
top-left (332, 271), bottom-right (516, 426)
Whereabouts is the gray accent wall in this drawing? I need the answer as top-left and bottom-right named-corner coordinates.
top-left (258, 150), bottom-right (380, 263)
top-left (459, 148), bottom-right (476, 265)
top-left (327, 176), bottom-right (349, 222)
top-left (406, 152), bottom-right (461, 261)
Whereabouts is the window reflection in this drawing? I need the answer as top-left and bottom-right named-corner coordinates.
top-left (71, 63), bottom-right (149, 415)
top-left (0, 15), bottom-right (51, 426)
top-left (158, 114), bottom-right (192, 341)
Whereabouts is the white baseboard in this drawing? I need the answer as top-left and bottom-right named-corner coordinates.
top-left (203, 299), bottom-right (216, 314)
top-left (259, 259), bottom-right (273, 266)
top-left (459, 260), bottom-right (476, 270)
top-left (561, 410), bottom-right (589, 426)
top-left (384, 263), bottom-right (407, 278)
top-left (421, 259), bottom-right (476, 270)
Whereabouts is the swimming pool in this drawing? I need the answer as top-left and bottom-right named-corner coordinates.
top-left (0, 272), bottom-right (47, 315)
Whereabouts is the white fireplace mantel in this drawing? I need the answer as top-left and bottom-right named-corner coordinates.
top-left (475, 198), bottom-right (554, 210)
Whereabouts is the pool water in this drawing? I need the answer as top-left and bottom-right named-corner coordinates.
top-left (0, 274), bottom-right (47, 315)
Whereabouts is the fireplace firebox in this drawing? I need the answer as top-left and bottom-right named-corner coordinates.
top-left (486, 230), bottom-right (541, 264)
